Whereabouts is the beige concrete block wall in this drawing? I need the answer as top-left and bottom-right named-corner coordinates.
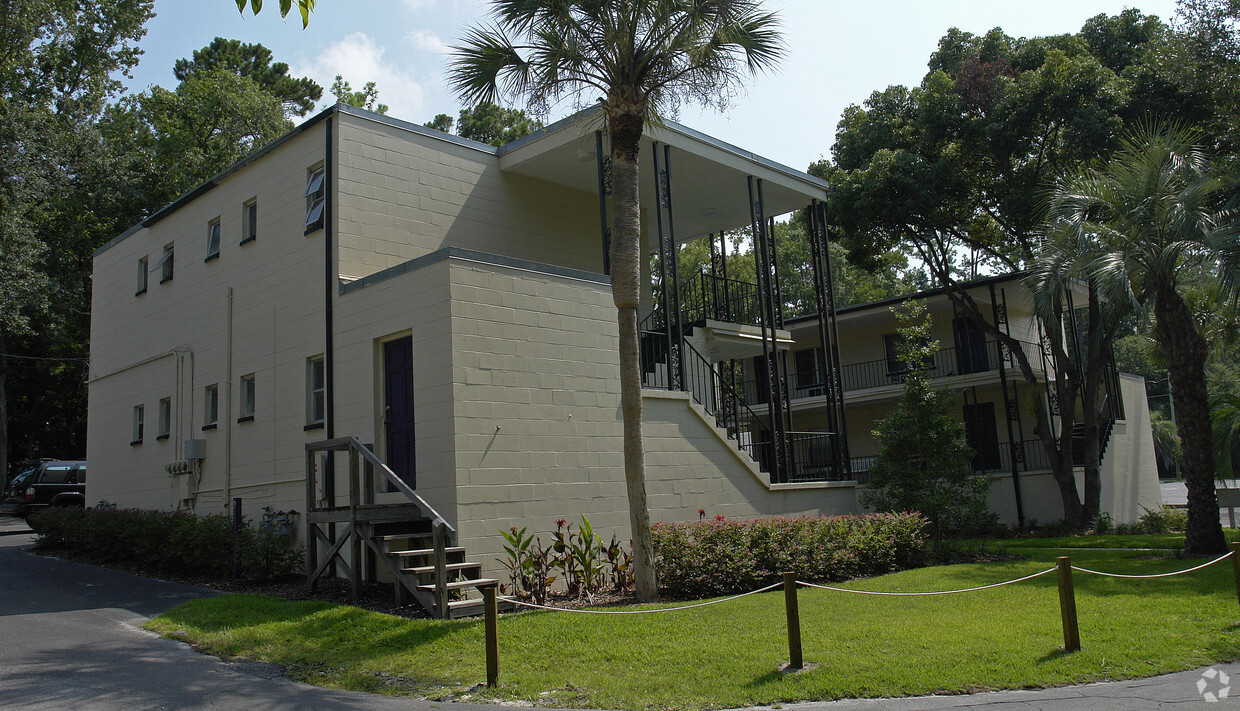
top-left (335, 114), bottom-right (604, 281)
top-left (1099, 374), bottom-right (1162, 523)
top-left (331, 257), bottom-right (459, 523)
top-left (89, 126), bottom-right (331, 517)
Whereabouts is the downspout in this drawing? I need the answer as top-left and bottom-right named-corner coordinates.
top-left (325, 116), bottom-right (335, 441)
top-left (224, 287), bottom-right (233, 510)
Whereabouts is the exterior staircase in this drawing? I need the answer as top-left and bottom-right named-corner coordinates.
top-left (371, 519), bottom-right (513, 618)
top-left (305, 436), bottom-right (511, 619)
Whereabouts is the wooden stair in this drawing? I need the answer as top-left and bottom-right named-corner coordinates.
top-left (371, 520), bottom-right (513, 619)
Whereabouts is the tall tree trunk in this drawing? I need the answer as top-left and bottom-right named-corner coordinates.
top-left (1080, 285), bottom-right (1105, 524)
top-left (609, 110), bottom-right (657, 601)
top-left (1155, 288), bottom-right (1227, 554)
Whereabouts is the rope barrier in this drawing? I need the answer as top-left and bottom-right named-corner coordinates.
top-left (796, 568), bottom-right (1057, 596)
top-left (499, 581), bottom-right (783, 614)
top-left (1070, 551), bottom-right (1233, 579)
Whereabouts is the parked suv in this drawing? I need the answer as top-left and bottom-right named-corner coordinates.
top-left (16, 460), bottom-right (86, 517)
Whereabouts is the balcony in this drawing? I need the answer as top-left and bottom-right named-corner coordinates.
top-left (741, 338), bottom-right (1045, 404)
top-left (848, 438), bottom-right (1054, 484)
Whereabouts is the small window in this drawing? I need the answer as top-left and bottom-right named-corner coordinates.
top-left (205, 219), bottom-right (221, 261)
top-left (239, 373), bottom-right (255, 422)
top-left (156, 243), bottom-right (174, 284)
top-left (241, 199), bottom-right (257, 245)
top-left (305, 166), bottom-right (325, 234)
top-left (136, 256), bottom-right (148, 296)
top-left (203, 384), bottom-right (218, 430)
top-left (307, 356), bottom-right (325, 426)
top-left (132, 405), bottom-right (144, 445)
top-left (157, 397), bottom-right (171, 440)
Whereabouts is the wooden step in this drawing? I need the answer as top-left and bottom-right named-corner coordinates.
top-left (445, 597), bottom-right (516, 618)
top-left (401, 561), bottom-right (481, 576)
top-left (388, 546), bottom-right (465, 559)
top-left (417, 577), bottom-right (498, 593)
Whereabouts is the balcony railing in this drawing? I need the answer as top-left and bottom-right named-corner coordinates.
top-left (848, 438), bottom-right (1054, 485)
top-left (741, 339), bottom-right (1045, 403)
top-left (679, 271), bottom-right (763, 327)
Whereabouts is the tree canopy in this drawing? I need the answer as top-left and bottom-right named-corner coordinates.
top-left (174, 37), bottom-right (323, 116)
top-left (331, 74), bottom-right (388, 114)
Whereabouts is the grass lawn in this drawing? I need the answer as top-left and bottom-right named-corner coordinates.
top-left (146, 540), bottom-right (1240, 710)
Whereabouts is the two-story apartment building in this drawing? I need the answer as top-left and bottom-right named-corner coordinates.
top-left (88, 103), bottom-right (1159, 615)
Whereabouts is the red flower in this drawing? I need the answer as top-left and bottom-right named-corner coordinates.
top-left (714, 515), bottom-right (726, 521)
top-left (555, 518), bottom-right (567, 530)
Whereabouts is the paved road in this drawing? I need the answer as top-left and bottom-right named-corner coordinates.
top-left (2, 515), bottom-right (1238, 709)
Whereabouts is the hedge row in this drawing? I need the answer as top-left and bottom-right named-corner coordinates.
top-left (652, 512), bottom-right (928, 598)
top-left (28, 506), bottom-right (302, 581)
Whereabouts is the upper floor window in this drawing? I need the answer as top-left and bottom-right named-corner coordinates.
top-left (241, 199), bottom-right (258, 245)
top-left (136, 256), bottom-right (148, 296)
top-left (305, 166), bottom-right (325, 234)
top-left (306, 356), bottom-right (325, 427)
top-left (793, 348), bottom-right (825, 391)
top-left (239, 373), bottom-right (256, 422)
top-left (206, 218), bottom-right (221, 262)
top-left (156, 243), bottom-right (174, 284)
top-left (203, 384), bottom-right (218, 430)
top-left (157, 397), bottom-right (171, 440)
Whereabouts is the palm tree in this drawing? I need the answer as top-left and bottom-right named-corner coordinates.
top-left (1045, 123), bottom-right (1240, 554)
top-left (448, 0), bottom-right (783, 600)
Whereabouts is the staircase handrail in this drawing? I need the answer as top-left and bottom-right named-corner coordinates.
top-left (306, 436), bottom-right (455, 533)
top-left (680, 339), bottom-right (777, 471)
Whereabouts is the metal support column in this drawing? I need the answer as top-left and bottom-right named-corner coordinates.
top-left (652, 142), bottom-right (684, 391)
top-left (991, 283), bottom-right (1025, 525)
top-left (808, 201), bottom-right (850, 479)
top-left (594, 131), bottom-right (611, 276)
top-left (749, 176), bottom-right (789, 480)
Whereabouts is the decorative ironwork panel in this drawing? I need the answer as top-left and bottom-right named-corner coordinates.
top-left (1013, 441), bottom-right (1025, 465)
top-left (668, 343), bottom-right (682, 390)
top-left (996, 303), bottom-right (1008, 325)
top-left (658, 169), bottom-right (670, 208)
top-left (1006, 399), bottom-right (1020, 422)
top-left (601, 157), bottom-right (613, 196)
top-left (1048, 393), bottom-right (1060, 416)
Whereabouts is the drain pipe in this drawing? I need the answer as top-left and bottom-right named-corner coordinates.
top-left (224, 287), bottom-right (234, 510)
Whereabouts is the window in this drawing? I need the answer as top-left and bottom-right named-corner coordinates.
top-left (156, 243), bottom-right (174, 284)
top-left (205, 218), bottom-right (221, 261)
top-left (306, 356), bottom-right (325, 427)
top-left (241, 199), bottom-right (258, 245)
top-left (239, 373), bottom-right (255, 422)
top-left (793, 348), bottom-right (825, 396)
top-left (157, 397), bottom-right (171, 440)
top-left (203, 384), bottom-right (218, 430)
top-left (132, 405), bottom-right (144, 445)
top-left (136, 256), bottom-right (148, 296)
top-left (305, 166), bottom-right (325, 234)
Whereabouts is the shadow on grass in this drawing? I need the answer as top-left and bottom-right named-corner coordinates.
top-left (1035, 647), bottom-right (1080, 665)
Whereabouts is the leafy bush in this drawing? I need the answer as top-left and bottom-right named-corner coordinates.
top-left (28, 506), bottom-right (302, 581)
top-left (652, 512), bottom-right (928, 598)
top-left (1115, 505), bottom-right (1189, 534)
top-left (499, 516), bottom-right (633, 602)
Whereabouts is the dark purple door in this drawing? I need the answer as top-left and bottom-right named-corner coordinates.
top-left (384, 337), bottom-right (416, 489)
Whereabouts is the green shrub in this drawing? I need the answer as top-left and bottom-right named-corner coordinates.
top-left (28, 506), bottom-right (302, 581)
top-left (1115, 505), bottom-right (1189, 534)
top-left (652, 512), bottom-right (928, 598)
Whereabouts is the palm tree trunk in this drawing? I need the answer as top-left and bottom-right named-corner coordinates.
top-left (1155, 288), bottom-right (1227, 554)
top-left (609, 110), bottom-right (657, 601)
top-left (0, 330), bottom-right (7, 488)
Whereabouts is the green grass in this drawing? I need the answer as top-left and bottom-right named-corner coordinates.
top-left (147, 542), bottom-right (1240, 710)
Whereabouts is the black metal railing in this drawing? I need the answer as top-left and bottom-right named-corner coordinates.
top-left (679, 270), bottom-right (763, 327)
top-left (849, 438), bottom-right (1055, 486)
top-left (838, 339), bottom-right (1044, 393)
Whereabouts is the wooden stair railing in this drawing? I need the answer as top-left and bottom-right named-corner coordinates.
top-left (305, 437), bottom-right (500, 618)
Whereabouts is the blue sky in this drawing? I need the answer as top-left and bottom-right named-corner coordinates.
top-left (127, 1), bottom-right (1180, 172)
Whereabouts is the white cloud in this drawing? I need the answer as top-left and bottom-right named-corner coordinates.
top-left (409, 29), bottom-right (451, 56)
top-left (295, 32), bottom-right (429, 121)
top-left (400, 0), bottom-right (438, 10)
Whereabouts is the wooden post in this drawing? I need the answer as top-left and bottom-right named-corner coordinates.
top-left (305, 448), bottom-right (317, 592)
top-left (433, 522), bottom-right (449, 619)
top-left (783, 572), bottom-right (803, 669)
top-left (348, 447), bottom-right (361, 601)
top-left (1056, 556), bottom-right (1080, 652)
top-left (483, 583), bottom-right (499, 687)
top-left (1229, 542), bottom-right (1240, 611)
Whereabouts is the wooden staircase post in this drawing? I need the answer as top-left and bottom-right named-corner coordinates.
top-left (433, 521), bottom-right (450, 619)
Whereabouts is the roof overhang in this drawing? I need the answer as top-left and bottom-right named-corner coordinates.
top-left (498, 107), bottom-right (829, 244)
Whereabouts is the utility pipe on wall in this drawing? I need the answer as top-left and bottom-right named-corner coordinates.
top-left (224, 287), bottom-right (234, 511)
